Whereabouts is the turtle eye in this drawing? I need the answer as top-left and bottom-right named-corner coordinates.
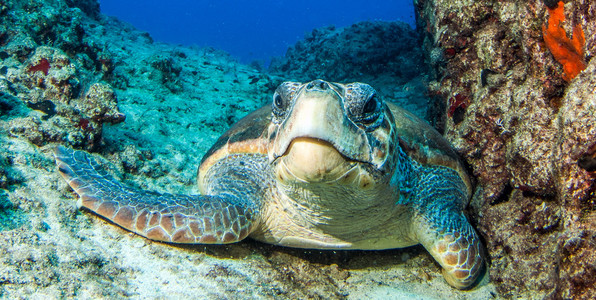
top-left (274, 94), bottom-right (283, 108)
top-left (344, 83), bottom-right (382, 130)
top-left (272, 92), bottom-right (287, 122)
top-left (362, 94), bottom-right (378, 115)
top-left (359, 94), bottom-right (380, 124)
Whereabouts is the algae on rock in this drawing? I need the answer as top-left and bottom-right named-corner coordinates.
top-left (0, 0), bottom-right (501, 298)
top-left (416, 0), bottom-right (595, 298)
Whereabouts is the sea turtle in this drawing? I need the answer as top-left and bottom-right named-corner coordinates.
top-left (54, 80), bottom-right (485, 289)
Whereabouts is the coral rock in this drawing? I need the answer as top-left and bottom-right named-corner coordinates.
top-left (76, 82), bottom-right (125, 124)
top-left (417, 0), bottom-right (595, 298)
top-left (269, 21), bottom-right (424, 84)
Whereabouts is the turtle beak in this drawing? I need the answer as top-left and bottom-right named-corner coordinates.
top-left (269, 83), bottom-right (372, 164)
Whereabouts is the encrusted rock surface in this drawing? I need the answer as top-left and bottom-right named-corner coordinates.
top-left (8, 0), bottom-right (595, 298)
top-left (416, 0), bottom-right (595, 298)
top-left (0, 0), bottom-right (497, 299)
top-left (270, 21), bottom-right (423, 84)
top-left (270, 21), bottom-right (432, 120)
top-left (555, 61), bottom-right (596, 300)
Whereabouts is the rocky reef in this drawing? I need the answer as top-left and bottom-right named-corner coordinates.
top-left (416, 0), bottom-right (595, 298)
top-left (0, 0), bottom-right (496, 299)
top-left (270, 20), bottom-right (432, 121)
top-left (4, 0), bottom-right (593, 298)
top-left (269, 21), bottom-right (424, 84)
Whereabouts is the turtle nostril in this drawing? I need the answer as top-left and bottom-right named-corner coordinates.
top-left (318, 81), bottom-right (328, 90)
top-left (306, 80), bottom-right (329, 91)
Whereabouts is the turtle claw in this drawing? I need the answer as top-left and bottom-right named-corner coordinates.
top-left (415, 213), bottom-right (486, 290)
top-left (430, 231), bottom-right (485, 289)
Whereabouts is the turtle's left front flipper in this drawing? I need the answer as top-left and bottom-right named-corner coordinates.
top-left (54, 146), bottom-right (259, 244)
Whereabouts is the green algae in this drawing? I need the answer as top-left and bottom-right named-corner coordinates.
top-left (0, 189), bottom-right (27, 231)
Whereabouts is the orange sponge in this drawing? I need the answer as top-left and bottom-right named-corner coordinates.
top-left (542, 1), bottom-right (586, 81)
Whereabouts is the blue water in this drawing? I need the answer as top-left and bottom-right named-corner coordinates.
top-left (99, 0), bottom-right (415, 64)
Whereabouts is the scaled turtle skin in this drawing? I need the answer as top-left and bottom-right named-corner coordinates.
top-left (55, 80), bottom-right (485, 289)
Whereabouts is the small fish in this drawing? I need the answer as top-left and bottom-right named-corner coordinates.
top-left (26, 100), bottom-right (56, 120)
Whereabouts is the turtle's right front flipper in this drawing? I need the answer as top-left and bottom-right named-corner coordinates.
top-left (54, 146), bottom-right (258, 244)
top-left (409, 166), bottom-right (485, 289)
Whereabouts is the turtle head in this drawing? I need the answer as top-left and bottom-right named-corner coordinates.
top-left (267, 80), bottom-right (398, 187)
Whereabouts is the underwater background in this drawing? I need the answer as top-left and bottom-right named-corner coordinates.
top-left (0, 0), bottom-right (594, 299)
top-left (99, 0), bottom-right (416, 64)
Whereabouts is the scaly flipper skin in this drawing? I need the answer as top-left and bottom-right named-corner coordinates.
top-left (409, 165), bottom-right (485, 289)
top-left (54, 146), bottom-right (261, 244)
